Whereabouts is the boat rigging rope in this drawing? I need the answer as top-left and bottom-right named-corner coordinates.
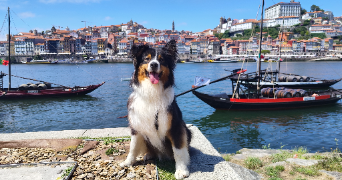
top-left (2, 73), bottom-right (71, 89)
top-left (232, 59), bottom-right (246, 99)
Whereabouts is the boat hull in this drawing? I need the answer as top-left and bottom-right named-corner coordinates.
top-left (193, 90), bottom-right (341, 111)
top-left (0, 82), bottom-right (105, 100)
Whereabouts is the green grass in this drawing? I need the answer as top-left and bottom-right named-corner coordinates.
top-left (222, 154), bottom-right (232, 161)
top-left (271, 147), bottom-right (309, 163)
top-left (61, 166), bottom-right (74, 178)
top-left (157, 160), bottom-right (176, 180)
top-left (316, 156), bottom-right (342, 172)
top-left (266, 165), bottom-right (285, 179)
top-left (293, 166), bottom-right (319, 176)
top-left (244, 157), bottom-right (263, 169)
top-left (72, 136), bottom-right (131, 145)
top-left (105, 147), bottom-right (119, 155)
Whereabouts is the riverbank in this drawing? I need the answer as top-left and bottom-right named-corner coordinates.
top-left (0, 126), bottom-right (261, 180)
top-left (222, 148), bottom-right (342, 180)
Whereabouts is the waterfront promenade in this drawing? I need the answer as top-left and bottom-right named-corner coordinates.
top-left (0, 125), bottom-right (260, 180)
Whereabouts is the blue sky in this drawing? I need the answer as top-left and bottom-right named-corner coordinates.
top-left (0, 0), bottom-right (341, 40)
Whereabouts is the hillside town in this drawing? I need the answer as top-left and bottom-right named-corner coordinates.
top-left (1, 0), bottom-right (342, 61)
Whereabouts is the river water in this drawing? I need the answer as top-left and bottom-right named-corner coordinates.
top-left (0, 61), bottom-right (342, 153)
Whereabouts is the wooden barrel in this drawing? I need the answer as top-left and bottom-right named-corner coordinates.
top-left (296, 76), bottom-right (304, 82)
top-left (37, 84), bottom-right (47, 90)
top-left (19, 84), bottom-right (28, 91)
top-left (28, 84), bottom-right (37, 90)
top-left (287, 76), bottom-right (297, 82)
top-left (301, 76), bottom-right (310, 82)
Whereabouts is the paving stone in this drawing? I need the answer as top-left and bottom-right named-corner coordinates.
top-left (0, 139), bottom-right (82, 151)
top-left (286, 158), bottom-right (319, 166)
top-left (320, 170), bottom-right (342, 180)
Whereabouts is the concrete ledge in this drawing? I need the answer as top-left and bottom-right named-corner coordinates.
top-left (0, 125), bottom-right (261, 180)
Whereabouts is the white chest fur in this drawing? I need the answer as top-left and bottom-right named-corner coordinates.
top-left (129, 79), bottom-right (174, 151)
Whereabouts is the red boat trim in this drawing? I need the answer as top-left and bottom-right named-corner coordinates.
top-left (230, 95), bottom-right (330, 103)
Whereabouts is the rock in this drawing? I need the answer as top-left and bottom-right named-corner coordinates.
top-left (319, 170), bottom-right (342, 180)
top-left (77, 173), bottom-right (87, 179)
top-left (126, 172), bottom-right (136, 179)
top-left (232, 148), bottom-right (288, 160)
top-left (286, 158), bottom-right (319, 166)
top-left (80, 141), bottom-right (99, 155)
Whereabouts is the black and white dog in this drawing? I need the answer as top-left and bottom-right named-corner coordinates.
top-left (120, 40), bottom-right (191, 179)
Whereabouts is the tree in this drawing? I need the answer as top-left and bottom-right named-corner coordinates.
top-left (222, 30), bottom-right (230, 38)
top-left (236, 34), bottom-right (242, 37)
top-left (33, 55), bottom-right (42, 60)
top-left (261, 50), bottom-right (270, 55)
top-left (310, 5), bottom-right (324, 12)
top-left (301, 8), bottom-right (307, 15)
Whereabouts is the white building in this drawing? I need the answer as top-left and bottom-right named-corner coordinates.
top-left (265, 0), bottom-right (301, 20)
top-left (230, 19), bottom-right (258, 32)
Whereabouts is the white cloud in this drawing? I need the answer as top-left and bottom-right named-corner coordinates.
top-left (177, 22), bottom-right (187, 26)
top-left (18, 12), bottom-right (36, 19)
top-left (39, 0), bottom-right (101, 3)
top-left (140, 21), bottom-right (148, 25)
top-left (104, 16), bottom-right (111, 21)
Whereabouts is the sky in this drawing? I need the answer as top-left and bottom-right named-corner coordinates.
top-left (0, 0), bottom-right (341, 40)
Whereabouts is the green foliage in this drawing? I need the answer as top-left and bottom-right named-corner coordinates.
top-left (303, 20), bottom-right (311, 26)
top-left (157, 160), bottom-right (176, 180)
top-left (310, 5), bottom-right (324, 12)
top-left (236, 34), bottom-right (242, 37)
top-left (301, 8), bottom-right (307, 15)
top-left (310, 33), bottom-right (326, 39)
top-left (293, 166), bottom-right (319, 176)
top-left (222, 30), bottom-right (231, 38)
top-left (33, 55), bottom-right (42, 60)
top-left (271, 151), bottom-right (292, 163)
top-left (244, 157), bottom-right (263, 169)
top-left (261, 50), bottom-right (271, 55)
top-left (266, 165), bottom-right (285, 179)
top-left (105, 147), bottom-right (119, 155)
top-left (61, 166), bottom-right (74, 178)
top-left (316, 156), bottom-right (342, 172)
top-left (222, 154), bottom-right (232, 161)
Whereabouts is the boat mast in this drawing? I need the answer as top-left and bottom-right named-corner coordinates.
top-left (8, 7), bottom-right (11, 90)
top-left (278, 17), bottom-right (284, 75)
top-left (257, 0), bottom-right (265, 93)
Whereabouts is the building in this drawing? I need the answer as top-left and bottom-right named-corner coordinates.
top-left (265, 0), bottom-right (301, 20)
top-left (333, 44), bottom-right (342, 51)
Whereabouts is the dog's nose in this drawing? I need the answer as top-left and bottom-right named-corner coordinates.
top-left (150, 62), bottom-right (158, 69)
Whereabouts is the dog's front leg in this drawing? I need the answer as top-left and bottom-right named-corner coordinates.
top-left (120, 133), bottom-right (145, 167)
top-left (172, 139), bottom-right (190, 179)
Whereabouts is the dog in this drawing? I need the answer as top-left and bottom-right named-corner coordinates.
top-left (120, 40), bottom-right (192, 179)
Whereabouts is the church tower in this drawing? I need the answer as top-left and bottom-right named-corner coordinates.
top-left (172, 21), bottom-right (175, 31)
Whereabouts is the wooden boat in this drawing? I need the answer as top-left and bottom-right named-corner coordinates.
top-left (0, 7), bottom-right (104, 100)
top-left (26, 60), bottom-right (57, 64)
top-left (188, 0), bottom-right (342, 111)
top-left (234, 70), bottom-right (342, 89)
top-left (0, 73), bottom-right (104, 100)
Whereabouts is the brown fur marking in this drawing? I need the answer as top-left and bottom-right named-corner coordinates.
top-left (137, 64), bottom-right (148, 82)
top-left (160, 65), bottom-right (170, 84)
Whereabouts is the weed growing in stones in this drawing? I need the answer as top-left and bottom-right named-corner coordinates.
top-left (244, 157), bottom-right (263, 169)
top-left (266, 165), bottom-right (285, 179)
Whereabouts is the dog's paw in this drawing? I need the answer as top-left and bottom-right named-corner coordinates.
top-left (119, 160), bottom-right (133, 167)
top-left (174, 169), bottom-right (189, 179)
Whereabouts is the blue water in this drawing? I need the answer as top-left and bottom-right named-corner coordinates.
top-left (1, 62), bottom-right (342, 153)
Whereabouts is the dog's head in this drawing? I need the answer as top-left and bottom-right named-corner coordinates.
top-left (130, 40), bottom-right (177, 89)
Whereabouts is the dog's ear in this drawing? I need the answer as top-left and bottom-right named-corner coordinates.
top-left (162, 40), bottom-right (177, 70)
top-left (131, 44), bottom-right (149, 68)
